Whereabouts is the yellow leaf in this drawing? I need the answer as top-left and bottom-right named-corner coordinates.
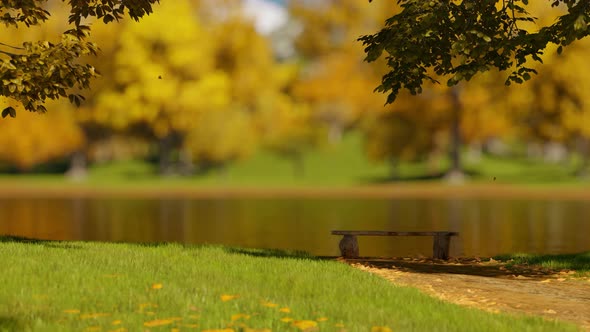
top-left (179, 323), bottom-right (199, 328)
top-left (292, 320), bottom-right (318, 330)
top-left (371, 327), bottom-right (393, 332)
top-left (151, 283), bottom-right (163, 289)
top-left (260, 301), bottom-right (278, 307)
top-left (220, 294), bottom-right (239, 302)
top-left (143, 318), bottom-right (175, 327)
top-left (280, 317), bottom-right (293, 323)
top-left (80, 313), bottom-right (111, 319)
top-left (279, 307), bottom-right (291, 313)
top-left (63, 309), bottom-right (80, 314)
top-left (317, 317), bottom-right (329, 322)
top-left (231, 313), bottom-right (251, 321)
top-left (111, 320), bottom-right (122, 325)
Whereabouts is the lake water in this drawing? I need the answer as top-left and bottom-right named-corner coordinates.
top-left (0, 197), bottom-right (588, 257)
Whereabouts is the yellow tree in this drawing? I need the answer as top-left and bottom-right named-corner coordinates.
top-left (94, 0), bottom-right (231, 174)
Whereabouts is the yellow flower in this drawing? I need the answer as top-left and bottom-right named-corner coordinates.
top-left (151, 283), bottom-right (163, 289)
top-left (62, 309), bottom-right (80, 314)
top-left (244, 329), bottom-right (271, 332)
top-left (292, 320), bottom-right (318, 330)
top-left (220, 294), bottom-right (239, 302)
top-left (279, 307), bottom-right (291, 313)
top-left (231, 313), bottom-right (251, 321)
top-left (316, 317), bottom-right (329, 322)
top-left (260, 300), bottom-right (278, 307)
top-left (201, 329), bottom-right (234, 332)
top-left (371, 327), bottom-right (393, 332)
top-left (80, 313), bottom-right (110, 319)
top-left (143, 318), bottom-right (175, 327)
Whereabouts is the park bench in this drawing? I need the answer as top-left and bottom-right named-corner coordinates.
top-left (331, 230), bottom-right (459, 260)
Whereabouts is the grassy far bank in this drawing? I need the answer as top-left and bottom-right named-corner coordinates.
top-left (0, 238), bottom-right (579, 332)
top-left (495, 252), bottom-right (590, 278)
top-left (0, 134), bottom-right (589, 189)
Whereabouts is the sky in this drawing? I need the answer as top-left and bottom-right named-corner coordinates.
top-left (242, 0), bottom-right (289, 35)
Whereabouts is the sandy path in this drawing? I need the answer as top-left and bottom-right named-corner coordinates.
top-left (345, 258), bottom-right (590, 330)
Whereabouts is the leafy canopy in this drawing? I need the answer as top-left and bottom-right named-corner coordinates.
top-left (0, 0), bottom-right (159, 117)
top-left (361, 0), bottom-right (590, 103)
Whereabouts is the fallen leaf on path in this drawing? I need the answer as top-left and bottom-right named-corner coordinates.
top-left (540, 279), bottom-right (551, 283)
top-left (556, 278), bottom-right (566, 282)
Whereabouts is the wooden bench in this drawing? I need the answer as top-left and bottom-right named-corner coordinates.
top-left (331, 230), bottom-right (459, 260)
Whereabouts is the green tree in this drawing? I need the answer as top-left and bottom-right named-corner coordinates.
top-left (361, 0), bottom-right (590, 104)
top-left (0, 0), bottom-right (159, 116)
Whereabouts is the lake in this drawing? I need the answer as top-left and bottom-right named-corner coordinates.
top-left (0, 197), bottom-right (588, 257)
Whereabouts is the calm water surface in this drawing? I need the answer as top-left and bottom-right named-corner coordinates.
top-left (0, 197), bottom-right (588, 257)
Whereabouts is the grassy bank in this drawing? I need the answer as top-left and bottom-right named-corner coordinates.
top-left (0, 238), bottom-right (578, 331)
top-left (495, 252), bottom-right (590, 278)
top-left (1, 133), bottom-right (589, 190)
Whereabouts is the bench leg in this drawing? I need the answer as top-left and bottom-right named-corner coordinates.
top-left (433, 234), bottom-right (451, 260)
top-left (339, 235), bottom-right (359, 258)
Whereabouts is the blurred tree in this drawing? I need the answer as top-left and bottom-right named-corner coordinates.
top-left (94, 0), bottom-right (231, 175)
top-left (290, 0), bottom-right (394, 143)
top-left (0, 0), bottom-right (159, 116)
top-left (0, 98), bottom-right (83, 171)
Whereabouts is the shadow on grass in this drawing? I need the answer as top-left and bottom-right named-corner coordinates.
top-left (0, 235), bottom-right (84, 249)
top-left (0, 316), bottom-right (24, 331)
top-left (343, 256), bottom-right (574, 279)
top-left (224, 247), bottom-right (319, 260)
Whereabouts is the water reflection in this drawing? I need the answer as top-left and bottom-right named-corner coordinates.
top-left (0, 198), bottom-right (588, 257)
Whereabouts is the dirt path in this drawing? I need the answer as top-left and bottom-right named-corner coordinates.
top-left (344, 257), bottom-right (590, 330)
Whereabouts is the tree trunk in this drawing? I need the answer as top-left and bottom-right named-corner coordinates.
top-left (445, 86), bottom-right (465, 183)
top-left (66, 150), bottom-right (88, 181)
top-left (158, 135), bottom-right (175, 176)
top-left (575, 136), bottom-right (590, 177)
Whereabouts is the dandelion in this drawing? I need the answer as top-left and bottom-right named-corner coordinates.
top-left (279, 307), bottom-right (290, 313)
top-left (220, 294), bottom-right (239, 302)
top-left (151, 283), bottom-right (163, 289)
top-left (292, 320), bottom-right (318, 330)
top-left (143, 318), bottom-right (175, 327)
top-left (371, 326), bottom-right (393, 332)
top-left (260, 300), bottom-right (278, 307)
top-left (80, 313), bottom-right (110, 319)
top-left (231, 313), bottom-right (251, 321)
top-left (62, 309), bottom-right (80, 314)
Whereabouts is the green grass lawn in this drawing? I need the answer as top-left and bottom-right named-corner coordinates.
top-left (0, 238), bottom-right (578, 331)
top-left (0, 133), bottom-right (588, 189)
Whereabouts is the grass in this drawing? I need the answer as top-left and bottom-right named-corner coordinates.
top-left (0, 237), bottom-right (579, 332)
top-left (1, 133), bottom-right (589, 190)
top-left (495, 252), bottom-right (590, 278)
